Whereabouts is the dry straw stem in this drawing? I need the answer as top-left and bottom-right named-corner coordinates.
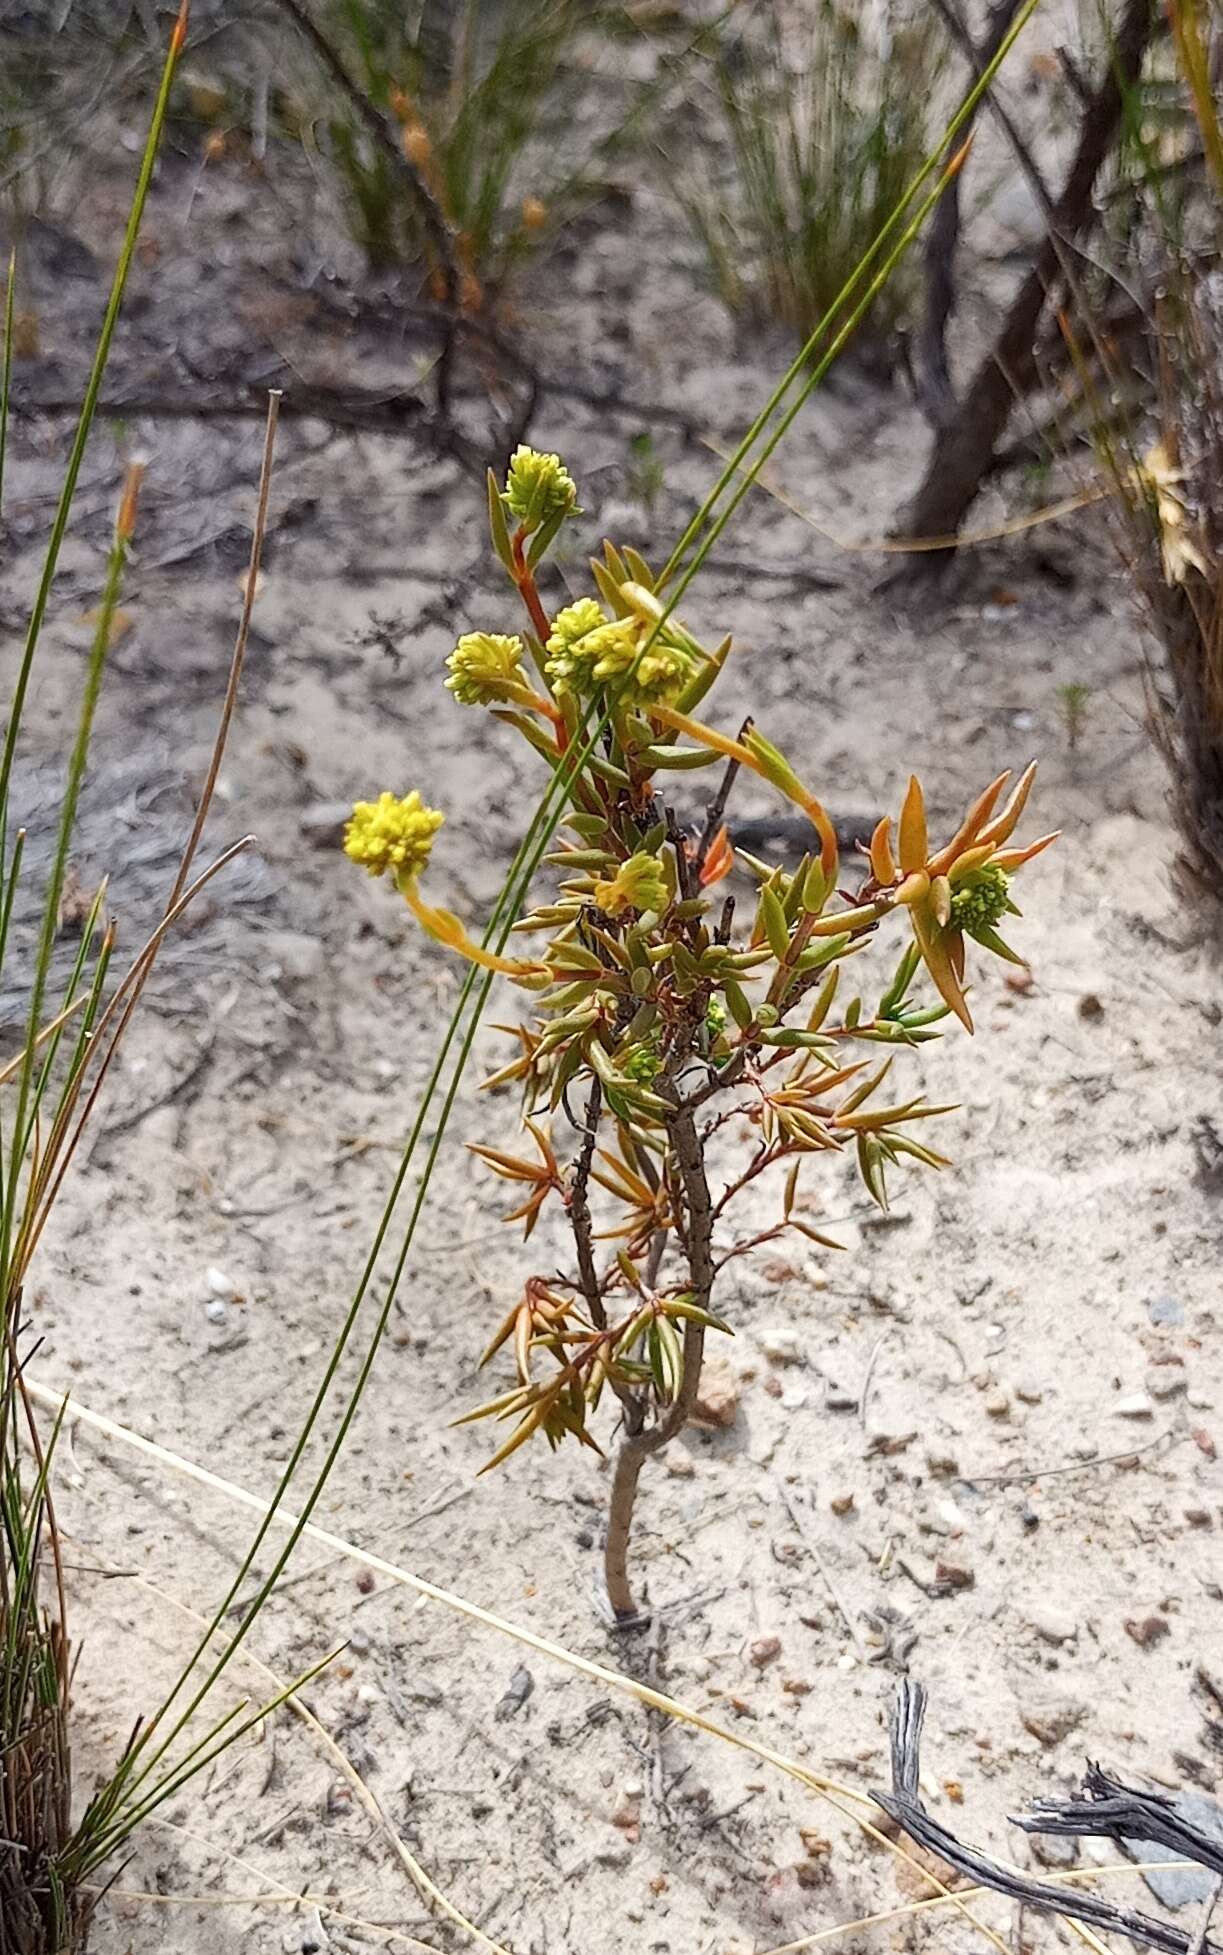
top-left (702, 434), bottom-right (1111, 555)
top-left (26, 1380), bottom-right (1115, 1955)
top-left (13, 390), bottom-right (281, 1284)
top-left (78, 1555), bottom-right (504, 1955)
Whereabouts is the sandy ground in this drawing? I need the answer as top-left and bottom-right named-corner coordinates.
top-left (2, 24), bottom-right (1223, 1955)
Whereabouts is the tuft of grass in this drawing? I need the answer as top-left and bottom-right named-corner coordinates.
top-left (675, 0), bottom-right (942, 363)
top-left (315, 0), bottom-right (642, 304)
top-left (1056, 679), bottom-right (1093, 753)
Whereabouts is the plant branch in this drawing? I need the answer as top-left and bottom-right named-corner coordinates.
top-left (918, 0), bottom-right (1028, 428)
top-left (569, 1080), bottom-right (606, 1332)
top-left (898, 0), bottom-right (1159, 547)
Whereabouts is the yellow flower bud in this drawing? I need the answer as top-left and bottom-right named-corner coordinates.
top-left (502, 445), bottom-right (579, 534)
top-left (544, 600), bottom-right (696, 707)
top-left (445, 631), bottom-right (526, 707)
top-left (592, 851), bottom-right (670, 918)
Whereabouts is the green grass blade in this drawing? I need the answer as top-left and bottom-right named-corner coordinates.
top-left (2, 485), bottom-right (137, 1285)
top-left (0, 248), bottom-right (13, 523)
top-left (0, 10), bottom-right (185, 828)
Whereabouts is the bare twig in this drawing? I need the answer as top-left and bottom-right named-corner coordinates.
top-left (695, 722), bottom-right (750, 875)
top-left (569, 1080), bottom-right (606, 1332)
top-left (879, 1680), bottom-right (1223, 1955)
top-left (918, 0), bottom-right (1027, 428)
top-left (956, 1426), bottom-right (1180, 1486)
top-left (858, 1332), bottom-right (889, 1430)
top-left (169, 393), bottom-right (279, 908)
top-left (779, 1490), bottom-right (869, 1660)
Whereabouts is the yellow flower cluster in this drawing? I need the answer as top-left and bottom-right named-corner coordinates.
top-left (545, 600), bottom-right (695, 707)
top-left (344, 790), bottom-right (443, 885)
top-left (445, 631), bottom-right (526, 707)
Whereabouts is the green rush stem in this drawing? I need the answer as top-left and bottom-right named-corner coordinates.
top-left (0, 7), bottom-right (183, 1370)
top-left (1, 526), bottom-right (130, 1305)
top-left (71, 1651), bottom-right (341, 1883)
top-left (83, 951), bottom-right (492, 1821)
top-left (0, 21), bottom-right (183, 828)
top-left (81, 0), bottom-right (1041, 1853)
top-left (0, 249), bottom-right (13, 525)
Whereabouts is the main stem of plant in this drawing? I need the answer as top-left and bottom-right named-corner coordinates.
top-left (604, 1099), bottom-right (714, 1624)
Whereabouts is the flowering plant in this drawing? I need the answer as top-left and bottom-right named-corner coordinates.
top-left (346, 445), bottom-right (1055, 1623)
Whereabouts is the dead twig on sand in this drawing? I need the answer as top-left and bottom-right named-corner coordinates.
top-left (955, 1426), bottom-right (1181, 1486)
top-left (878, 1680), bottom-right (1223, 1955)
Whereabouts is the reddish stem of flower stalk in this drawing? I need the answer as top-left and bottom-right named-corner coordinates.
top-left (510, 531), bottom-right (568, 753)
top-left (511, 530), bottom-right (553, 644)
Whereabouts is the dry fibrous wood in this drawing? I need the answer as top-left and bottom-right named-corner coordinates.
top-left (878, 1680), bottom-right (1223, 1955)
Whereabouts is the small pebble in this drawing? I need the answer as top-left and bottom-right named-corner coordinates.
top-left (693, 1357), bottom-right (739, 1428)
top-left (207, 1266), bottom-right (236, 1299)
top-left (1146, 1293), bottom-right (1184, 1328)
top-left (1020, 1696), bottom-right (1086, 1747)
top-left (750, 1635), bottom-right (782, 1669)
top-left (1115, 1392), bottom-right (1154, 1419)
top-left (830, 1493), bottom-right (855, 1517)
top-left (1077, 993), bottom-right (1104, 1021)
top-left (935, 1558), bottom-right (974, 1592)
top-left (760, 1327), bottom-right (803, 1366)
top-left (1124, 1615), bottom-right (1170, 1648)
top-left (1024, 1603), bottom-right (1078, 1646)
top-left (205, 1299), bottom-right (228, 1325)
top-left (1185, 1508), bottom-right (1212, 1528)
top-left (985, 1392), bottom-right (1011, 1421)
top-left (1145, 1367), bottom-right (1186, 1402)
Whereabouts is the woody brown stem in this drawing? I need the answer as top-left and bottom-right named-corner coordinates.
top-left (569, 1081), bottom-right (606, 1331)
top-left (602, 1100), bottom-right (713, 1623)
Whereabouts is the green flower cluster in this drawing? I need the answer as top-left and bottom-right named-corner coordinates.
top-left (949, 863), bottom-right (1011, 940)
top-left (502, 446), bottom-right (579, 533)
top-left (623, 1037), bottom-right (663, 1084)
top-left (545, 600), bottom-right (695, 707)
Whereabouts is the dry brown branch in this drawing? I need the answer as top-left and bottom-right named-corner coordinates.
top-left (917, 0), bottom-right (1029, 428)
top-left (879, 1680), bottom-right (1223, 1955)
top-left (896, 0), bottom-right (1159, 551)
